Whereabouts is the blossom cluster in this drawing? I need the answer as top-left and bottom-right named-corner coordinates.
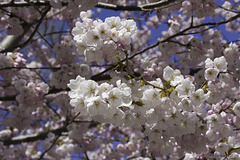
top-left (204, 56), bottom-right (228, 81)
top-left (67, 9), bottom-right (240, 157)
top-left (68, 64), bottom-right (234, 156)
top-left (72, 13), bottom-right (137, 64)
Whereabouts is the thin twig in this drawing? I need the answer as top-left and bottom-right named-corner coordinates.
top-left (36, 30), bottom-right (54, 48)
top-left (0, 6), bottom-right (51, 53)
top-left (38, 134), bottom-right (61, 160)
top-left (46, 102), bottom-right (61, 119)
top-left (0, 66), bottom-right (61, 71)
top-left (0, 0), bottom-right (181, 11)
top-left (91, 13), bottom-right (240, 80)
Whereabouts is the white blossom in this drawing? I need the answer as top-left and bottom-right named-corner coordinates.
top-left (85, 29), bottom-right (103, 48)
top-left (69, 97), bottom-right (87, 114)
top-left (84, 47), bottom-right (104, 65)
top-left (122, 19), bottom-right (137, 34)
top-left (233, 102), bottom-right (240, 117)
top-left (142, 88), bottom-right (160, 107)
top-left (205, 68), bottom-right (219, 81)
top-left (205, 58), bottom-right (214, 69)
top-left (175, 79), bottom-right (195, 98)
top-left (96, 23), bottom-right (111, 40)
top-left (87, 96), bottom-right (108, 116)
top-left (163, 66), bottom-right (184, 86)
top-left (215, 143), bottom-right (228, 156)
top-left (214, 56), bottom-right (228, 72)
top-left (80, 79), bottom-right (99, 98)
top-left (108, 88), bottom-right (124, 108)
top-left (105, 16), bottom-right (122, 30)
top-left (67, 75), bottom-right (85, 98)
top-left (190, 89), bottom-right (208, 106)
top-left (179, 98), bottom-right (193, 111)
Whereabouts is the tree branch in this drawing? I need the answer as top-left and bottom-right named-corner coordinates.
top-left (0, 113), bottom-right (87, 146)
top-left (91, 13), bottom-right (240, 80)
top-left (0, 87), bottom-right (69, 101)
top-left (0, 66), bottom-right (61, 71)
top-left (0, 1), bottom-right (49, 8)
top-left (1, 126), bottom-right (67, 146)
top-left (38, 134), bottom-right (61, 159)
top-left (0, 0), bottom-right (181, 11)
top-left (0, 6), bottom-right (51, 53)
top-left (0, 22), bottom-right (32, 52)
top-left (0, 95), bottom-right (16, 101)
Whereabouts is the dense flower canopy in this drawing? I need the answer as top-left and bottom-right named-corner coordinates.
top-left (0, 0), bottom-right (240, 159)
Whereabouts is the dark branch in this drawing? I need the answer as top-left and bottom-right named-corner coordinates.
top-left (38, 134), bottom-right (61, 159)
top-left (0, 87), bottom-right (68, 101)
top-left (96, 2), bottom-right (141, 11)
top-left (0, 95), bottom-right (16, 101)
top-left (0, 1), bottom-right (50, 8)
top-left (0, 0), bottom-right (181, 11)
top-left (1, 114), bottom-right (89, 146)
top-left (0, 6), bottom-right (51, 53)
top-left (91, 13), bottom-right (240, 80)
top-left (0, 66), bottom-right (61, 71)
top-left (1, 126), bottom-right (67, 146)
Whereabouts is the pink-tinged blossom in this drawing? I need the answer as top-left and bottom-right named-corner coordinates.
top-left (228, 136), bottom-right (240, 149)
top-left (206, 113), bottom-right (225, 128)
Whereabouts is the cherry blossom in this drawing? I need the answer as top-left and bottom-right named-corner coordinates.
top-left (0, 0), bottom-right (240, 159)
